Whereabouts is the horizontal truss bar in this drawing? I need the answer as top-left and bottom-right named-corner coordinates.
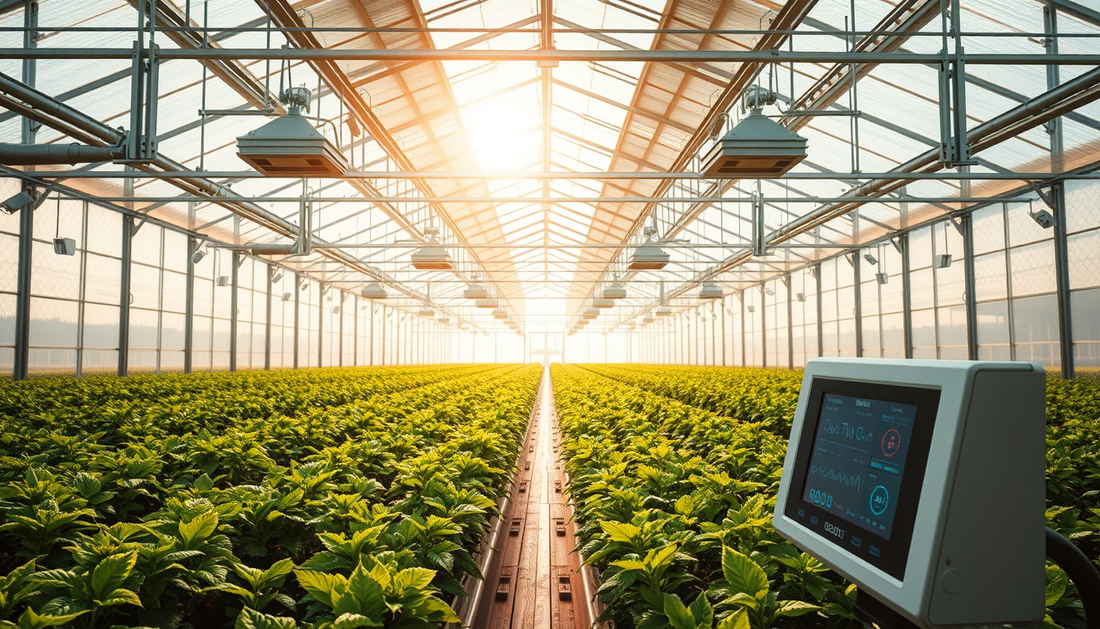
top-left (3, 48), bottom-right (1099, 64)
top-left (19, 170), bottom-right (1099, 180)
top-left (3, 26), bottom-right (1098, 38)
top-left (80, 195), bottom-right (1033, 204)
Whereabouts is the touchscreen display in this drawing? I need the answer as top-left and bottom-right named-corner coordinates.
top-left (801, 394), bottom-right (918, 540)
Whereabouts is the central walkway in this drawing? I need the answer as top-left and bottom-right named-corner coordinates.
top-left (472, 368), bottom-right (594, 628)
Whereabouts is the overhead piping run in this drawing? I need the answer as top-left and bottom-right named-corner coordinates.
top-left (0, 142), bottom-right (123, 165)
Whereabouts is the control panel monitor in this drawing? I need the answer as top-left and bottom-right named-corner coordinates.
top-left (773, 359), bottom-right (1046, 629)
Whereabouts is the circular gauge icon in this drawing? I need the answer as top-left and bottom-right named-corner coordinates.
top-left (881, 428), bottom-right (901, 457)
top-left (869, 485), bottom-right (889, 516)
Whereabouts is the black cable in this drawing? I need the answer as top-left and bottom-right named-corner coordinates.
top-left (1046, 527), bottom-right (1100, 629)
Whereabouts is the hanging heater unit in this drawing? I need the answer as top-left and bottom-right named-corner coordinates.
top-left (699, 281), bottom-right (724, 300)
top-left (593, 297), bottom-right (615, 309)
top-left (237, 87), bottom-right (348, 176)
top-left (410, 236), bottom-right (453, 270)
top-left (361, 282), bottom-right (388, 299)
top-left (700, 108), bottom-right (807, 178)
top-left (475, 298), bottom-right (499, 309)
top-left (628, 237), bottom-right (670, 270)
top-left (582, 308), bottom-right (599, 320)
top-left (463, 283), bottom-right (489, 299)
top-left (602, 280), bottom-right (627, 300)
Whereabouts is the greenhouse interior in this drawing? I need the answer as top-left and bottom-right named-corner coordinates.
top-left (1, 0), bottom-right (1099, 627)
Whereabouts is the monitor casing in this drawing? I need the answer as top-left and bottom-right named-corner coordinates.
top-left (773, 358), bottom-right (1046, 629)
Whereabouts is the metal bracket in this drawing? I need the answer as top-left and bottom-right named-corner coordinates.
top-left (889, 236), bottom-right (903, 254)
top-left (131, 214), bottom-right (149, 236)
top-left (1026, 181), bottom-right (1057, 210)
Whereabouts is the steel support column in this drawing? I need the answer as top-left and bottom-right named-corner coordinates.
top-left (229, 251), bottom-right (239, 372)
top-left (815, 265), bottom-right (824, 358)
top-left (962, 215), bottom-right (979, 360)
top-left (786, 276), bottom-right (794, 368)
top-left (185, 236), bottom-right (196, 373)
top-left (75, 200), bottom-right (88, 377)
top-left (900, 234), bottom-right (914, 358)
top-left (317, 287), bottom-right (324, 368)
top-left (264, 264), bottom-right (272, 370)
top-left (118, 215), bottom-right (133, 376)
top-left (1052, 183), bottom-right (1075, 377)
top-left (12, 0), bottom-right (36, 381)
top-left (292, 273), bottom-right (299, 369)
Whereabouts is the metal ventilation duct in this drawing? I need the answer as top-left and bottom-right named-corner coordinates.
top-left (700, 110), bottom-right (808, 178)
top-left (410, 237), bottom-right (453, 270)
top-left (699, 281), bottom-right (724, 299)
top-left (627, 237), bottom-right (670, 270)
top-left (236, 88), bottom-right (348, 177)
top-left (602, 280), bottom-right (627, 300)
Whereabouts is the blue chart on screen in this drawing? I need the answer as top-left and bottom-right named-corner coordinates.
top-left (802, 394), bottom-right (917, 539)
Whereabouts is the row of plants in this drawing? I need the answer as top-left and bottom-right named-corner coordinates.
top-left (582, 363), bottom-right (1100, 554)
top-left (552, 364), bottom-right (1094, 629)
top-left (0, 363), bottom-right (542, 628)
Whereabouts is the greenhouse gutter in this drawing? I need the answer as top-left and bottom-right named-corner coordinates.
top-left (662, 64), bottom-right (1100, 303)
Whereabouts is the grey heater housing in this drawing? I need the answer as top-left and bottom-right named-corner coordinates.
top-left (701, 110), bottom-right (808, 178)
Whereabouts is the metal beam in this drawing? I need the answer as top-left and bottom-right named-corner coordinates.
top-left (6, 48), bottom-right (1100, 64)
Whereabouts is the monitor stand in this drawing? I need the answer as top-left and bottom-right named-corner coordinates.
top-left (855, 590), bottom-right (921, 629)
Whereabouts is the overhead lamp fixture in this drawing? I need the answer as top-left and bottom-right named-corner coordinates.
top-left (700, 87), bottom-right (808, 177)
top-left (602, 278), bottom-right (627, 300)
top-left (642, 313), bottom-right (655, 324)
top-left (299, 280), bottom-right (310, 291)
top-left (191, 248), bottom-right (207, 264)
top-left (475, 298), bottom-right (499, 309)
top-left (236, 86), bottom-right (349, 176)
top-left (796, 292), bottom-right (805, 302)
top-left (628, 236), bottom-right (671, 271)
top-left (0, 191), bottom-right (33, 215)
top-left (764, 286), bottom-right (775, 296)
top-left (626, 324), bottom-right (636, 331)
top-left (418, 306), bottom-right (435, 318)
top-left (410, 229), bottom-right (453, 270)
top-left (463, 282), bottom-right (489, 299)
top-left (593, 297), bottom-right (614, 309)
top-left (53, 237), bottom-right (76, 256)
top-left (747, 305), bottom-right (755, 313)
top-left (493, 307), bottom-right (508, 320)
top-left (876, 272), bottom-right (890, 285)
top-left (582, 308), bottom-right (599, 320)
top-left (361, 282), bottom-right (388, 299)
top-left (271, 269), bottom-right (284, 284)
top-left (698, 281), bottom-right (724, 300)
top-left (217, 276), bottom-right (230, 287)
top-left (863, 251), bottom-right (878, 266)
top-left (1029, 208), bottom-right (1056, 229)
top-left (281, 292), bottom-right (292, 302)
top-left (438, 316), bottom-right (451, 325)
top-left (333, 306), bottom-right (340, 314)
top-left (935, 254), bottom-right (953, 269)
